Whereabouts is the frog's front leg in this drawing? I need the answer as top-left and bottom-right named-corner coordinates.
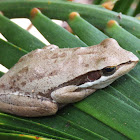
top-left (0, 91), bottom-right (58, 117)
top-left (51, 86), bottom-right (96, 104)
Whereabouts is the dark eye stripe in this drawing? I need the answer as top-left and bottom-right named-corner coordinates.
top-left (87, 71), bottom-right (101, 81)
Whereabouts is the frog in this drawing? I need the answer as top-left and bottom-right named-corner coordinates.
top-left (0, 38), bottom-right (139, 117)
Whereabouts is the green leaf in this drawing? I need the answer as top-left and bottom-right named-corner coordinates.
top-left (133, 0), bottom-right (140, 16)
top-left (0, 38), bottom-right (27, 69)
top-left (113, 0), bottom-right (134, 15)
top-left (75, 90), bottom-right (140, 140)
top-left (93, 0), bottom-right (102, 4)
top-left (0, 113), bottom-right (79, 140)
top-left (0, 71), bottom-right (4, 78)
top-left (0, 0), bottom-right (140, 38)
top-left (30, 8), bottom-right (87, 48)
top-left (0, 14), bottom-right (46, 52)
top-left (0, 123), bottom-right (64, 140)
top-left (29, 106), bottom-right (129, 140)
top-left (0, 132), bottom-right (51, 140)
top-left (137, 50), bottom-right (140, 54)
top-left (0, 127), bottom-right (31, 135)
top-left (104, 76), bottom-right (140, 110)
top-left (67, 12), bottom-right (108, 45)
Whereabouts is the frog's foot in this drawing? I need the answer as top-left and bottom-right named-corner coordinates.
top-left (51, 85), bottom-right (96, 104)
top-left (0, 92), bottom-right (58, 117)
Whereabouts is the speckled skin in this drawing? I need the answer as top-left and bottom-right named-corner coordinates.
top-left (0, 38), bottom-right (138, 117)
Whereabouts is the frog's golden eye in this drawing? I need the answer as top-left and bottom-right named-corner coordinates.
top-left (102, 66), bottom-right (116, 76)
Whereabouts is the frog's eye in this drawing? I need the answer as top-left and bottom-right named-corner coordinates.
top-left (102, 66), bottom-right (116, 76)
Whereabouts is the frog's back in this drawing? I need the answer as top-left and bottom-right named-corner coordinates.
top-left (0, 38), bottom-right (137, 94)
top-left (0, 45), bottom-right (87, 94)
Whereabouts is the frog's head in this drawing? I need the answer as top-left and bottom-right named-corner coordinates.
top-left (51, 38), bottom-right (139, 105)
top-left (70, 38), bottom-right (139, 89)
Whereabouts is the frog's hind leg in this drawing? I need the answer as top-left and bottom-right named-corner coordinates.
top-left (0, 93), bottom-right (58, 117)
top-left (51, 85), bottom-right (95, 104)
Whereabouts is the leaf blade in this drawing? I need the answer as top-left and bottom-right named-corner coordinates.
top-left (30, 8), bottom-right (87, 48)
top-left (0, 14), bottom-right (46, 52)
top-left (0, 0), bottom-right (140, 38)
